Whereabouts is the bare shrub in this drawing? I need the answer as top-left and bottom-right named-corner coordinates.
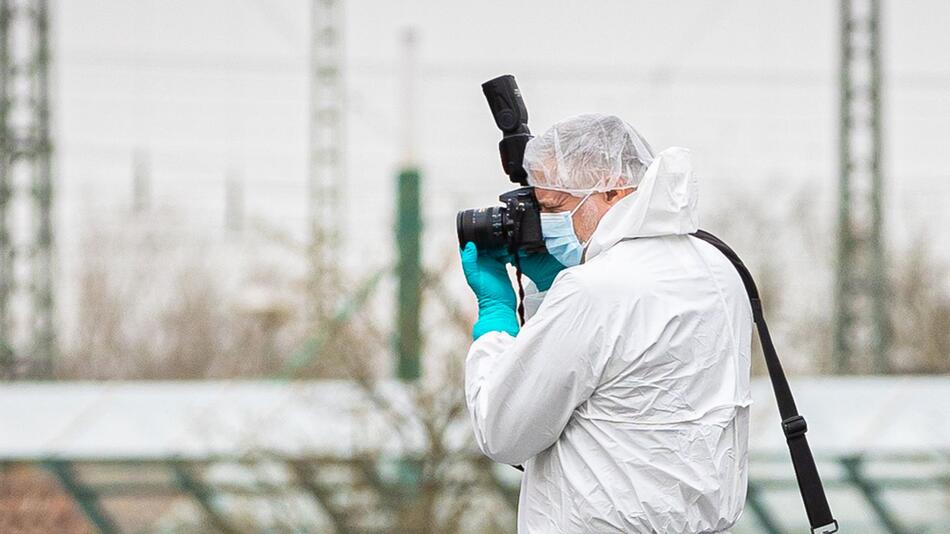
top-left (58, 216), bottom-right (310, 380)
top-left (705, 182), bottom-right (949, 375)
top-left (890, 236), bottom-right (950, 373)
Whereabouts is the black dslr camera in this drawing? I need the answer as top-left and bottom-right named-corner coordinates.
top-left (456, 75), bottom-right (544, 253)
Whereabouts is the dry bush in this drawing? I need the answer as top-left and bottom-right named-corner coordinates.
top-left (265, 253), bottom-right (517, 533)
top-left (59, 259), bottom-right (301, 380)
top-left (58, 217), bottom-right (310, 380)
top-left (890, 236), bottom-right (950, 373)
top-left (704, 183), bottom-right (830, 374)
top-left (706, 183), bottom-right (949, 375)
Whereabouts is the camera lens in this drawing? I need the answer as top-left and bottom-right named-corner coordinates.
top-left (456, 207), bottom-right (507, 249)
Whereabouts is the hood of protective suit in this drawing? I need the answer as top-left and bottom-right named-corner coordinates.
top-left (584, 146), bottom-right (699, 262)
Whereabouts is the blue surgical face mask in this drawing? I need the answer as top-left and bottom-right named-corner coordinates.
top-left (539, 192), bottom-right (593, 267)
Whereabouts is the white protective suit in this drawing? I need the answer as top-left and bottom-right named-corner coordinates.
top-left (465, 147), bottom-right (753, 533)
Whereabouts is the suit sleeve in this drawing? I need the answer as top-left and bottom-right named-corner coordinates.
top-left (464, 271), bottom-right (608, 465)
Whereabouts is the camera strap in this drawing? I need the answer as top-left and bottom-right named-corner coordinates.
top-left (691, 230), bottom-right (838, 534)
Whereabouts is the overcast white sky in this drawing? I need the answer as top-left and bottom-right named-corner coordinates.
top-left (50, 0), bottom-right (950, 296)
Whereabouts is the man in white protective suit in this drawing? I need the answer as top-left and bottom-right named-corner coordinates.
top-left (459, 114), bottom-right (753, 533)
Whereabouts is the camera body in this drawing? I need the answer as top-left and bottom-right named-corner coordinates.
top-left (456, 186), bottom-right (544, 252)
top-left (456, 75), bottom-right (544, 253)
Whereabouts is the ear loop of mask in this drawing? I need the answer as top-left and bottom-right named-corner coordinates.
top-left (570, 191), bottom-right (594, 215)
top-left (569, 191), bottom-right (595, 249)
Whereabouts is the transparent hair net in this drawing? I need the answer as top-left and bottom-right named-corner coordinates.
top-left (524, 113), bottom-right (655, 196)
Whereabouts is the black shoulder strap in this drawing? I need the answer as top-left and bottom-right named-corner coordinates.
top-left (691, 230), bottom-right (838, 534)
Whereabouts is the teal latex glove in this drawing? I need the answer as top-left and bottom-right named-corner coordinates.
top-left (515, 250), bottom-right (567, 292)
top-left (460, 242), bottom-right (519, 340)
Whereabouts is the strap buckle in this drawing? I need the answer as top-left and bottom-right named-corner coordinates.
top-left (813, 520), bottom-right (839, 533)
top-left (782, 415), bottom-right (808, 438)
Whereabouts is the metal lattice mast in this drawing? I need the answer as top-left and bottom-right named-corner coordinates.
top-left (0, 1), bottom-right (14, 374)
top-left (0, 0), bottom-right (55, 378)
top-left (834, 0), bottom-right (889, 374)
top-left (308, 0), bottom-right (345, 321)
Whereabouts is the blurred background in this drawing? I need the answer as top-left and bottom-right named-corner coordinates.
top-left (0, 0), bottom-right (948, 532)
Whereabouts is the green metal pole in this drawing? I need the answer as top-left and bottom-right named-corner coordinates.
top-left (395, 167), bottom-right (422, 381)
top-left (289, 460), bottom-right (354, 534)
top-left (841, 456), bottom-right (907, 534)
top-left (171, 461), bottom-right (241, 534)
top-left (45, 460), bottom-right (120, 534)
top-left (744, 482), bottom-right (783, 534)
top-left (394, 167), bottom-right (423, 522)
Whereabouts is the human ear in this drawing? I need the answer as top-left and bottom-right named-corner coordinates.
top-left (604, 189), bottom-right (633, 204)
